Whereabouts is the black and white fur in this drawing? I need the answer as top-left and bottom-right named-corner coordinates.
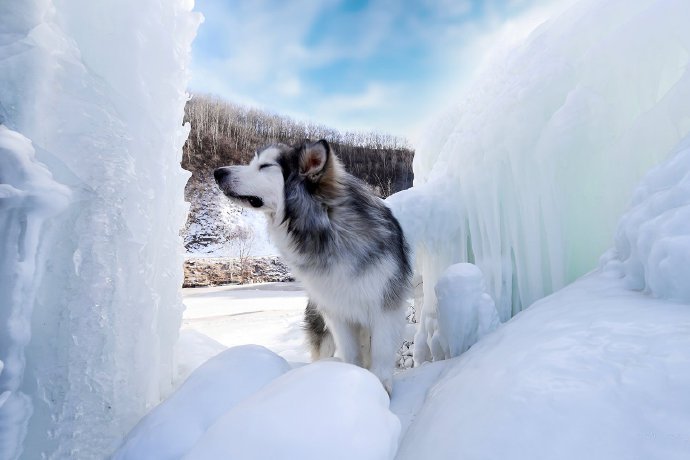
top-left (214, 140), bottom-right (412, 393)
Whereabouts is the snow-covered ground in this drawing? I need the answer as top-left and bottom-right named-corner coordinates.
top-left (119, 268), bottom-right (690, 459)
top-left (397, 272), bottom-right (690, 459)
top-left (177, 282), bottom-right (310, 380)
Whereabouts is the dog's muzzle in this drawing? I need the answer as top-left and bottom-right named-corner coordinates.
top-left (213, 167), bottom-right (264, 208)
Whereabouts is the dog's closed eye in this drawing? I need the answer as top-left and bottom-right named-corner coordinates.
top-left (259, 163), bottom-right (275, 170)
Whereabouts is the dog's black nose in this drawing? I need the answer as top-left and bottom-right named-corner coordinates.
top-left (214, 168), bottom-right (229, 184)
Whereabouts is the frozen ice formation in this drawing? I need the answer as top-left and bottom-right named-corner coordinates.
top-left (0, 0), bottom-right (200, 458)
top-left (0, 126), bottom-right (71, 460)
top-left (603, 134), bottom-right (690, 302)
top-left (388, 0), bottom-right (690, 363)
top-left (434, 263), bottom-right (500, 361)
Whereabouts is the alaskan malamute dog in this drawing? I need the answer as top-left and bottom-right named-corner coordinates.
top-left (214, 140), bottom-right (412, 393)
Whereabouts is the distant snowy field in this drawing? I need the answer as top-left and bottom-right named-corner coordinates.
top-left (177, 282), bottom-right (309, 382)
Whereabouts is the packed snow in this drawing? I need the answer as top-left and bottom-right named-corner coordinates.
top-left (114, 346), bottom-right (400, 460)
top-left (184, 361), bottom-right (400, 460)
top-left (114, 346), bottom-right (291, 460)
top-left (397, 272), bottom-right (690, 460)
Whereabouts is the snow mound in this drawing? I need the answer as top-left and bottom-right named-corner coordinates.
top-left (604, 134), bottom-right (690, 302)
top-left (433, 263), bottom-right (500, 362)
top-left (398, 273), bottom-right (690, 460)
top-left (173, 329), bottom-right (227, 385)
top-left (185, 361), bottom-right (400, 460)
top-left (114, 345), bottom-right (290, 460)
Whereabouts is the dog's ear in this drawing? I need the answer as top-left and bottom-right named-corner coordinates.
top-left (299, 139), bottom-right (330, 179)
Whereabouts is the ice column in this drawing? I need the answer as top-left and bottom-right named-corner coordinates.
top-left (0, 0), bottom-right (200, 458)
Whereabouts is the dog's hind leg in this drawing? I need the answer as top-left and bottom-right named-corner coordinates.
top-left (304, 300), bottom-right (335, 361)
top-left (323, 314), bottom-right (362, 367)
top-left (369, 310), bottom-right (405, 395)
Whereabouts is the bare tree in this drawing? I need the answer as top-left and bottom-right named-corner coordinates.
top-left (181, 93), bottom-right (414, 199)
top-left (234, 230), bottom-right (255, 284)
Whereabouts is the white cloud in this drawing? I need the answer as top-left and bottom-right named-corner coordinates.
top-left (319, 83), bottom-right (393, 112)
top-left (275, 75), bottom-right (302, 98)
top-left (190, 0), bottom-right (574, 141)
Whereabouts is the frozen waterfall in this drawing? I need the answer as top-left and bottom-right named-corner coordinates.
top-left (0, 1), bottom-right (200, 458)
top-left (388, 0), bottom-right (690, 364)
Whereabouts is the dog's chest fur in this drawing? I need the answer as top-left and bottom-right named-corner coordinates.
top-left (267, 218), bottom-right (393, 325)
top-left (267, 185), bottom-right (406, 325)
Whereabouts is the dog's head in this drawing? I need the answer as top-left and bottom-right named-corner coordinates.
top-left (214, 139), bottom-right (342, 216)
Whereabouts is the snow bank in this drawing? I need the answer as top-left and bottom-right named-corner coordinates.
top-left (603, 134), bottom-right (690, 302)
top-left (0, 1), bottom-right (199, 457)
top-left (388, 0), bottom-right (690, 363)
top-left (114, 346), bottom-right (290, 460)
top-left (186, 360), bottom-right (400, 460)
top-left (398, 273), bottom-right (690, 460)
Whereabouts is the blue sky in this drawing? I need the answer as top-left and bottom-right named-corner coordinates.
top-left (190, 0), bottom-right (555, 140)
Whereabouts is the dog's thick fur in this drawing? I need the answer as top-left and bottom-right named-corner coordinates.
top-left (214, 139), bottom-right (412, 393)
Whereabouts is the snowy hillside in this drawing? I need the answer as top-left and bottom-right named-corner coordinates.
top-left (180, 95), bottom-right (414, 259)
top-left (183, 178), bottom-right (277, 258)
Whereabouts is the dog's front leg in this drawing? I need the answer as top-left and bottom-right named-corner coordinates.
top-left (323, 314), bottom-right (362, 367)
top-left (369, 310), bottom-right (404, 395)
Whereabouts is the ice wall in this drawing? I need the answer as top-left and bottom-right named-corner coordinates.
top-left (388, 0), bottom-right (690, 363)
top-left (0, 1), bottom-right (199, 458)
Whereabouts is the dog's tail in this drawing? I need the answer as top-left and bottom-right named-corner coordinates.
top-left (303, 300), bottom-right (335, 361)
